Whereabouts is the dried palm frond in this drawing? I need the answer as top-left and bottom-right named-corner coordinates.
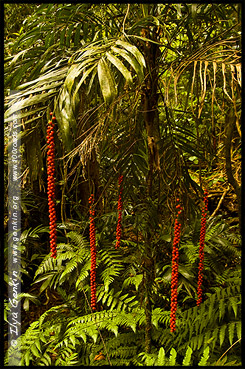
top-left (165, 38), bottom-right (241, 108)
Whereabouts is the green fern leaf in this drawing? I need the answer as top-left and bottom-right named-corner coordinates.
top-left (30, 343), bottom-right (40, 358)
top-left (24, 351), bottom-right (30, 366)
top-left (39, 352), bottom-right (52, 366)
top-left (229, 297), bottom-right (238, 318)
top-left (219, 298), bottom-right (225, 321)
top-left (219, 324), bottom-right (226, 347)
top-left (69, 334), bottom-right (76, 346)
top-left (182, 346), bottom-right (193, 366)
top-left (198, 346), bottom-right (209, 366)
top-left (157, 347), bottom-right (166, 366)
top-left (169, 348), bottom-right (177, 366)
top-left (236, 321), bottom-right (241, 340)
top-left (228, 322), bottom-right (235, 345)
top-left (211, 327), bottom-right (219, 350)
top-left (197, 334), bottom-right (203, 350)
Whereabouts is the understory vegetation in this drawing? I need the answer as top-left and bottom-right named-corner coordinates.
top-left (4, 3), bottom-right (241, 366)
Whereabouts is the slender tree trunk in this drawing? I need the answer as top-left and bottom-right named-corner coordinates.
top-left (140, 17), bottom-right (161, 353)
top-left (224, 109), bottom-right (241, 230)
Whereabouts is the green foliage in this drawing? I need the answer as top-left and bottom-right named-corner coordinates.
top-left (136, 345), bottom-right (210, 366)
top-left (156, 278), bottom-right (241, 364)
top-left (4, 3), bottom-right (241, 367)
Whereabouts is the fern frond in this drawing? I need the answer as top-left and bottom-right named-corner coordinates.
top-left (122, 273), bottom-right (143, 292)
top-left (157, 280), bottom-right (241, 359)
top-left (34, 255), bottom-right (58, 279)
top-left (67, 231), bottom-right (90, 249)
top-left (182, 346), bottom-right (193, 366)
top-left (96, 285), bottom-right (138, 311)
top-left (198, 346), bottom-right (209, 366)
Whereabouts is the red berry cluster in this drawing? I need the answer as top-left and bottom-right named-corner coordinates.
top-left (115, 174), bottom-right (123, 249)
top-left (89, 194), bottom-right (96, 311)
top-left (197, 189), bottom-right (208, 306)
top-left (170, 199), bottom-right (182, 332)
top-left (47, 112), bottom-right (57, 258)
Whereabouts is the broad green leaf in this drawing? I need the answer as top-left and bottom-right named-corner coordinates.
top-left (39, 275), bottom-right (54, 293)
top-left (111, 46), bottom-right (144, 81)
top-left (115, 39), bottom-right (146, 68)
top-left (74, 23), bottom-right (82, 47)
top-left (9, 48), bottom-right (30, 66)
top-left (23, 298), bottom-right (29, 311)
top-left (18, 66), bottom-right (68, 90)
top-left (5, 91), bottom-right (56, 118)
top-left (55, 88), bottom-right (76, 151)
top-left (17, 81), bottom-right (62, 98)
top-left (76, 41), bottom-right (111, 61)
top-left (4, 107), bottom-right (45, 123)
top-left (64, 64), bottom-right (83, 93)
top-left (86, 66), bottom-right (98, 95)
top-left (7, 62), bottom-right (33, 89)
top-left (60, 27), bottom-right (66, 47)
top-left (106, 52), bottom-right (133, 84)
top-left (98, 57), bottom-right (117, 104)
top-left (47, 32), bottom-right (55, 48)
top-left (72, 64), bottom-right (97, 101)
top-left (66, 24), bottom-right (75, 48)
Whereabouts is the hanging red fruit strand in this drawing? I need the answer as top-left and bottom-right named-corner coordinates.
top-left (47, 112), bottom-right (57, 259)
top-left (115, 174), bottom-right (123, 249)
top-left (170, 199), bottom-right (182, 333)
top-left (197, 189), bottom-right (208, 306)
top-left (89, 194), bottom-right (97, 311)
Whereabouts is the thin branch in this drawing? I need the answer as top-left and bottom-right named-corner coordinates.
top-left (216, 338), bottom-right (241, 364)
top-left (122, 4), bottom-right (130, 35)
top-left (209, 187), bottom-right (229, 219)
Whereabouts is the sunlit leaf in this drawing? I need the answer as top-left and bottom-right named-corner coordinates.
top-left (97, 57), bottom-right (117, 104)
top-left (106, 52), bottom-right (133, 84)
top-left (111, 46), bottom-right (144, 81)
top-left (115, 39), bottom-right (146, 68)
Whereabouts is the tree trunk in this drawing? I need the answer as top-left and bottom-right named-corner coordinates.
top-left (224, 109), bottom-right (241, 230)
top-left (140, 16), bottom-right (161, 353)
